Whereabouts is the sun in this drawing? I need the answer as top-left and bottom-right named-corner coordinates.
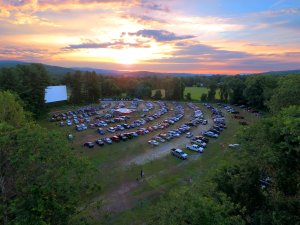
top-left (116, 48), bottom-right (140, 65)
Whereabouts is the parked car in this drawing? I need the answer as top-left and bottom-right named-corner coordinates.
top-left (95, 139), bottom-right (105, 146)
top-left (83, 142), bottom-right (94, 148)
top-left (76, 124), bottom-right (87, 131)
top-left (104, 137), bottom-right (112, 144)
top-left (204, 131), bottom-right (218, 138)
top-left (148, 140), bottom-right (159, 146)
top-left (119, 134), bottom-right (128, 141)
top-left (107, 127), bottom-right (116, 133)
top-left (171, 148), bottom-right (188, 160)
top-left (186, 132), bottom-right (193, 138)
top-left (97, 128), bottom-right (105, 135)
top-left (186, 144), bottom-right (204, 153)
top-left (228, 143), bottom-right (240, 148)
top-left (191, 139), bottom-right (207, 147)
top-left (111, 136), bottom-right (120, 142)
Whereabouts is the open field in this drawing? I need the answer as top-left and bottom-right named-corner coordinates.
top-left (184, 87), bottom-right (221, 100)
top-left (39, 101), bottom-right (259, 224)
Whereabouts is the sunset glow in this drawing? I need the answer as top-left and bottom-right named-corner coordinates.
top-left (0, 0), bottom-right (300, 74)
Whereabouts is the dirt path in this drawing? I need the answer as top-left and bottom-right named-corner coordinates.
top-left (82, 105), bottom-right (213, 217)
top-left (124, 114), bottom-right (213, 166)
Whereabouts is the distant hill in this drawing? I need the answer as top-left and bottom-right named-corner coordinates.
top-left (0, 60), bottom-right (27, 67)
top-left (0, 61), bottom-right (216, 77)
top-left (1, 60), bottom-right (299, 78)
top-left (0, 60), bottom-right (74, 78)
top-left (259, 70), bottom-right (300, 75)
top-left (72, 67), bottom-right (215, 77)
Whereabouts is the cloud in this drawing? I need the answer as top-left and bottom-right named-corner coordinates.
top-left (127, 29), bottom-right (196, 42)
top-left (261, 7), bottom-right (300, 16)
top-left (0, 8), bottom-right (10, 17)
top-left (121, 14), bottom-right (166, 25)
top-left (0, 0), bottom-right (139, 14)
top-left (0, 45), bottom-right (59, 60)
top-left (140, 0), bottom-right (170, 12)
top-left (64, 39), bottom-right (150, 49)
top-left (11, 12), bottom-right (60, 27)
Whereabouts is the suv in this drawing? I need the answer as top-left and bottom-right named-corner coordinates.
top-left (111, 136), bottom-right (120, 142)
top-left (83, 142), bottom-right (94, 148)
top-left (171, 148), bottom-right (188, 160)
top-left (95, 139), bottom-right (105, 146)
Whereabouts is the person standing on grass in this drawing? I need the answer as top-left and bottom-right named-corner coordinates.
top-left (140, 169), bottom-right (144, 178)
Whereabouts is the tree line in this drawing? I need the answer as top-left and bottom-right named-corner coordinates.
top-left (63, 71), bottom-right (185, 104)
top-left (1, 63), bottom-right (299, 117)
top-left (0, 64), bottom-right (49, 118)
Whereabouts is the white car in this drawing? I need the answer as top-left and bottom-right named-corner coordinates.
top-left (186, 144), bottom-right (204, 153)
top-left (191, 139), bottom-right (206, 147)
top-left (204, 131), bottom-right (218, 138)
top-left (171, 148), bottom-right (188, 159)
top-left (186, 132), bottom-right (193, 138)
top-left (148, 140), bottom-right (159, 146)
top-left (228, 144), bottom-right (240, 148)
top-left (154, 136), bottom-right (166, 143)
top-left (107, 127), bottom-right (116, 133)
top-left (104, 137), bottom-right (112, 144)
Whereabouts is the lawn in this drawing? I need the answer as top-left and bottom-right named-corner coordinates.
top-left (39, 101), bottom-right (258, 224)
top-left (78, 104), bottom-right (258, 224)
top-left (184, 87), bottom-right (221, 100)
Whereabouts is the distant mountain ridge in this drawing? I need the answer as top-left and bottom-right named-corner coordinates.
top-left (0, 60), bottom-right (74, 78)
top-left (0, 60), bottom-right (299, 77)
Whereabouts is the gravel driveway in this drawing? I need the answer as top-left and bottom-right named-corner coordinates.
top-left (124, 115), bottom-right (213, 166)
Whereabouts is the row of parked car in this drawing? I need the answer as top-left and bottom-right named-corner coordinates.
top-left (94, 101), bottom-right (169, 135)
top-left (49, 104), bottom-right (109, 122)
top-left (149, 103), bottom-right (206, 148)
top-left (171, 103), bottom-right (227, 160)
top-left (83, 102), bottom-right (177, 148)
top-left (148, 102), bottom-right (190, 146)
top-left (218, 104), bottom-right (249, 125)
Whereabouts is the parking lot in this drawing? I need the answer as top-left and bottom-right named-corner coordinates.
top-left (44, 100), bottom-right (259, 220)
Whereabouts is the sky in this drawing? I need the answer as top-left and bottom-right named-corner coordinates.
top-left (0, 0), bottom-right (300, 74)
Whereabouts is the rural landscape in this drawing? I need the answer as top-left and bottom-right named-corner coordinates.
top-left (0, 1), bottom-right (300, 225)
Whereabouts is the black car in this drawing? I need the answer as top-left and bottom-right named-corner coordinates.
top-left (118, 134), bottom-right (128, 141)
top-left (84, 142), bottom-right (94, 148)
top-left (209, 129), bottom-right (220, 135)
top-left (124, 133), bottom-right (133, 139)
top-left (123, 124), bottom-right (131, 129)
top-left (95, 139), bottom-right (105, 146)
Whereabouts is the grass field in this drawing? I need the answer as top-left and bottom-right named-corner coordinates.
top-left (184, 87), bottom-right (221, 100)
top-left (40, 102), bottom-right (258, 224)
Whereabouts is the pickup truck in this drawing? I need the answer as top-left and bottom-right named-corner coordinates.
top-left (171, 148), bottom-right (188, 160)
top-left (186, 144), bottom-right (204, 153)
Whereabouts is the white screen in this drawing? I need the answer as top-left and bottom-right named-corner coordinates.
top-left (45, 86), bottom-right (68, 103)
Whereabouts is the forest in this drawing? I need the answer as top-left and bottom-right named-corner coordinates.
top-left (0, 63), bottom-right (299, 225)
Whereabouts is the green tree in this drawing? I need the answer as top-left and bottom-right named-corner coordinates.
top-left (153, 89), bottom-right (162, 100)
top-left (83, 72), bottom-right (101, 103)
top-left (0, 93), bottom-right (94, 225)
top-left (0, 91), bottom-right (26, 127)
top-left (227, 77), bottom-right (246, 104)
top-left (207, 83), bottom-right (217, 102)
top-left (200, 93), bottom-right (207, 102)
top-left (185, 92), bottom-right (191, 101)
top-left (135, 84), bottom-right (151, 99)
top-left (147, 182), bottom-right (245, 225)
top-left (214, 106), bottom-right (300, 224)
top-left (0, 64), bottom-right (50, 118)
top-left (268, 76), bottom-right (300, 113)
